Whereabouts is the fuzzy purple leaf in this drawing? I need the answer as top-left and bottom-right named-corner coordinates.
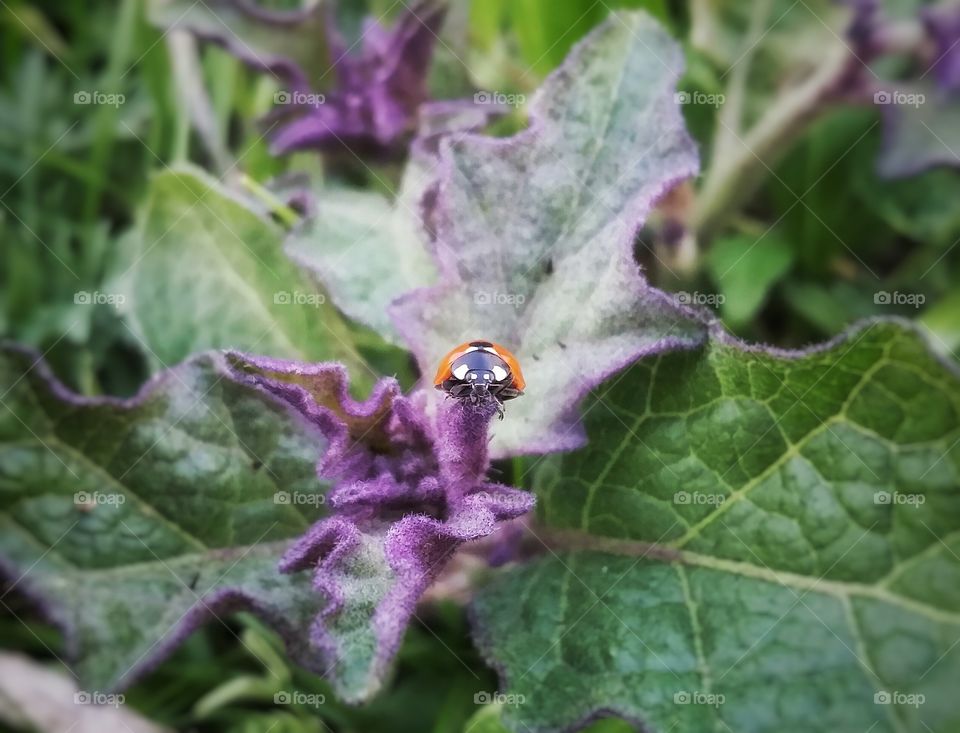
top-left (270, 2), bottom-right (446, 156)
top-left (150, 0), bottom-right (445, 156)
top-left (227, 354), bottom-right (534, 701)
top-left (390, 11), bottom-right (708, 458)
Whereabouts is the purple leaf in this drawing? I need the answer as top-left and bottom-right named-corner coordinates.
top-left (270, 1), bottom-right (446, 156)
top-left (150, 0), bottom-right (445, 156)
top-left (227, 354), bottom-right (534, 701)
top-left (922, 2), bottom-right (960, 94)
top-left (863, 1), bottom-right (960, 177)
top-left (390, 12), bottom-right (708, 458)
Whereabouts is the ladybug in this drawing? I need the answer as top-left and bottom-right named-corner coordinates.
top-left (434, 340), bottom-right (525, 416)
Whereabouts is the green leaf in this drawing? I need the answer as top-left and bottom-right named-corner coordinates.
top-left (473, 321), bottom-right (960, 732)
top-left (706, 233), bottom-right (794, 327)
top-left (0, 345), bottom-right (331, 691)
top-left (116, 166), bottom-right (370, 387)
top-left (854, 166), bottom-right (960, 249)
top-left (147, 0), bottom-right (329, 92)
top-left (921, 291), bottom-right (960, 359)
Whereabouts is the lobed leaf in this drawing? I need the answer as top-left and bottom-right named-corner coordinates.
top-left (472, 320), bottom-right (960, 732)
top-left (115, 166), bottom-right (369, 386)
top-left (219, 354), bottom-right (535, 702)
top-left (0, 345), bottom-right (334, 691)
top-left (283, 102), bottom-right (506, 343)
top-left (391, 11), bottom-right (707, 458)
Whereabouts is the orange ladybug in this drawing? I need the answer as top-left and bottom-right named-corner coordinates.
top-left (434, 340), bottom-right (525, 414)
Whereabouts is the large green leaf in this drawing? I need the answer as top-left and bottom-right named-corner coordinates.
top-left (473, 321), bottom-right (960, 732)
top-left (0, 346), bottom-right (331, 690)
top-left (116, 167), bottom-right (369, 386)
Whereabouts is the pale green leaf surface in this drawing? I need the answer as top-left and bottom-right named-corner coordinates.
top-left (393, 12), bottom-right (707, 458)
top-left (117, 167), bottom-right (368, 385)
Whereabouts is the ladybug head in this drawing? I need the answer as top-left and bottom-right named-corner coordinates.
top-left (434, 341), bottom-right (524, 410)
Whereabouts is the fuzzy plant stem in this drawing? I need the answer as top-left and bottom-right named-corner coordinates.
top-left (435, 398), bottom-right (498, 503)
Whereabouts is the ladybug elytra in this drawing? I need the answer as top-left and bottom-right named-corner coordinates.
top-left (434, 340), bottom-right (525, 416)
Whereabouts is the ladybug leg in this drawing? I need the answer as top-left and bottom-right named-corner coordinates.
top-left (497, 387), bottom-right (523, 401)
